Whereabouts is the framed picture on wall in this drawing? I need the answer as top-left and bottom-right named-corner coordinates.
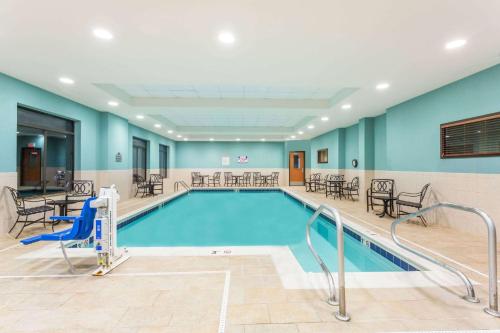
top-left (237, 155), bottom-right (248, 164)
top-left (317, 149), bottom-right (328, 163)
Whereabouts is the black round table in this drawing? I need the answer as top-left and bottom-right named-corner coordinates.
top-left (371, 195), bottom-right (397, 218)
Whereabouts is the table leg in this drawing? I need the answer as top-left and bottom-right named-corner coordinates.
top-left (377, 200), bottom-right (387, 218)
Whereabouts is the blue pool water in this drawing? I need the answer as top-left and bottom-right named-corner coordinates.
top-left (118, 191), bottom-right (403, 272)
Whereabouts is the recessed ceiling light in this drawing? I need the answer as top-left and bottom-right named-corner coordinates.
top-left (93, 28), bottom-right (113, 40)
top-left (183, 138), bottom-right (189, 141)
top-left (108, 101), bottom-right (119, 107)
top-left (445, 39), bottom-right (467, 50)
top-left (16, 131), bottom-right (20, 134)
top-left (260, 138), bottom-right (266, 141)
top-left (136, 115), bottom-right (144, 120)
top-left (341, 104), bottom-right (352, 110)
top-left (209, 138), bottom-right (214, 141)
top-left (235, 138), bottom-right (240, 141)
top-left (376, 82), bottom-right (390, 90)
top-left (291, 135), bottom-right (296, 139)
top-left (307, 124), bottom-right (315, 129)
top-left (177, 134), bottom-right (182, 138)
top-left (59, 77), bottom-right (74, 85)
top-left (218, 31), bottom-right (236, 45)
top-left (321, 116), bottom-right (329, 122)
top-left (167, 130), bottom-right (173, 134)
top-left (298, 131), bottom-right (304, 135)
top-left (154, 124), bottom-right (161, 128)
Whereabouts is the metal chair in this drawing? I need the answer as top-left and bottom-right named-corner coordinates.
top-left (343, 176), bottom-right (359, 201)
top-left (208, 172), bottom-right (221, 187)
top-left (242, 172), bottom-right (252, 186)
top-left (133, 174), bottom-right (150, 197)
top-left (396, 183), bottom-right (431, 226)
top-left (271, 172), bottom-right (279, 186)
top-left (252, 172), bottom-right (263, 187)
top-left (5, 186), bottom-right (56, 238)
top-left (66, 180), bottom-right (95, 214)
top-left (305, 173), bottom-right (321, 192)
top-left (149, 174), bottom-right (164, 195)
top-left (366, 179), bottom-right (395, 213)
top-left (224, 172), bottom-right (234, 187)
top-left (191, 172), bottom-right (203, 187)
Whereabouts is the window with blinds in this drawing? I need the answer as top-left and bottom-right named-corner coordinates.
top-left (440, 112), bottom-right (500, 158)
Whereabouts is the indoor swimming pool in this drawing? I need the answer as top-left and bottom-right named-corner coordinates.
top-left (117, 190), bottom-right (417, 273)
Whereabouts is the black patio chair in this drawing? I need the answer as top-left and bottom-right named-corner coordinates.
top-left (270, 172), bottom-right (279, 186)
top-left (252, 172), bottom-right (263, 187)
top-left (316, 174), bottom-right (331, 193)
top-left (366, 179), bottom-right (395, 213)
top-left (224, 172), bottom-right (234, 187)
top-left (396, 183), bottom-right (431, 226)
top-left (5, 186), bottom-right (56, 238)
top-left (242, 172), bottom-right (252, 186)
top-left (343, 176), bottom-right (359, 201)
top-left (149, 173), bottom-right (163, 195)
top-left (66, 180), bottom-right (95, 214)
top-left (208, 172), bottom-right (221, 187)
top-left (191, 172), bottom-right (203, 187)
top-left (305, 173), bottom-right (321, 192)
top-left (134, 174), bottom-right (150, 197)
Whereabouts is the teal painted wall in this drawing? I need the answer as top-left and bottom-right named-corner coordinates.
top-left (310, 129), bottom-right (345, 169)
top-left (385, 64), bottom-right (500, 173)
top-left (176, 141), bottom-right (284, 168)
top-left (344, 124), bottom-right (358, 169)
top-left (373, 114), bottom-right (387, 170)
top-left (1, 73), bottom-right (176, 174)
top-left (128, 124), bottom-right (176, 172)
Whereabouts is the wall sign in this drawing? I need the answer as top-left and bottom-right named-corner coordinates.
top-left (352, 159), bottom-right (358, 168)
top-left (221, 156), bottom-right (230, 166)
top-left (115, 152), bottom-right (122, 163)
top-left (237, 155), bottom-right (249, 164)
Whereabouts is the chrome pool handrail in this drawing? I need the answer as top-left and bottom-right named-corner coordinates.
top-left (391, 202), bottom-right (500, 317)
top-left (174, 180), bottom-right (191, 193)
top-left (306, 204), bottom-right (350, 321)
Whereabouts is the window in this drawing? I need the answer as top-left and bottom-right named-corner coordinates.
top-left (159, 144), bottom-right (169, 178)
top-left (441, 112), bottom-right (500, 158)
top-left (17, 106), bottom-right (74, 196)
top-left (317, 149), bottom-right (328, 163)
top-left (132, 138), bottom-right (148, 181)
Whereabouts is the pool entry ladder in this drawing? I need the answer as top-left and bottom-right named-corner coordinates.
top-left (174, 180), bottom-right (191, 193)
top-left (306, 204), bottom-right (350, 322)
top-left (391, 202), bottom-right (500, 318)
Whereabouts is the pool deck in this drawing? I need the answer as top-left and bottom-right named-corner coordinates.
top-left (0, 187), bottom-right (499, 332)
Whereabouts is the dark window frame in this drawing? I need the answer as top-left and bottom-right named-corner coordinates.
top-left (132, 137), bottom-right (148, 182)
top-left (317, 148), bottom-right (328, 164)
top-left (440, 112), bottom-right (500, 158)
top-left (159, 144), bottom-right (169, 178)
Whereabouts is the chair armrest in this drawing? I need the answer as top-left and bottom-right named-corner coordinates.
top-left (396, 192), bottom-right (420, 200)
top-left (50, 216), bottom-right (77, 221)
top-left (24, 197), bottom-right (49, 204)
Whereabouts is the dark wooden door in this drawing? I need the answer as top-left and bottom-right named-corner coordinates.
top-left (21, 147), bottom-right (42, 186)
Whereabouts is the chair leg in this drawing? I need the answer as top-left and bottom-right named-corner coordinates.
top-left (419, 214), bottom-right (429, 227)
top-left (60, 240), bottom-right (76, 274)
top-left (8, 216), bottom-right (20, 234)
top-left (15, 216), bottom-right (29, 239)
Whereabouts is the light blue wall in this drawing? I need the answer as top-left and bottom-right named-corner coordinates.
top-left (373, 114), bottom-right (387, 170)
top-left (344, 124), bottom-right (358, 169)
top-left (385, 64), bottom-right (500, 173)
top-left (176, 141), bottom-right (283, 168)
top-left (129, 124), bottom-right (176, 171)
top-left (310, 129), bottom-right (345, 169)
top-left (1, 73), bottom-right (176, 174)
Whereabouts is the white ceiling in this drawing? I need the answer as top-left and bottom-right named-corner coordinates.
top-left (1, 0), bottom-right (499, 141)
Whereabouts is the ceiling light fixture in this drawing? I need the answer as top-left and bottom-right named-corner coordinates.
top-left (321, 116), bottom-right (329, 122)
top-left (341, 104), bottom-right (352, 110)
top-left (260, 138), bottom-right (266, 142)
top-left (167, 130), bottom-right (173, 134)
top-left (183, 138), bottom-right (189, 141)
top-left (108, 101), bottom-right (119, 107)
top-left (291, 135), bottom-right (296, 139)
top-left (136, 115), bottom-right (144, 120)
top-left (218, 31), bottom-right (236, 45)
top-left (298, 131), bottom-right (304, 135)
top-left (445, 39), bottom-right (467, 50)
top-left (307, 124), bottom-right (315, 129)
top-left (376, 82), bottom-right (390, 90)
top-left (209, 138), bottom-right (214, 141)
top-left (235, 138), bottom-right (241, 141)
top-left (93, 28), bottom-right (113, 40)
top-left (177, 134), bottom-right (182, 138)
top-left (154, 124), bottom-right (161, 128)
top-left (59, 77), bottom-right (74, 85)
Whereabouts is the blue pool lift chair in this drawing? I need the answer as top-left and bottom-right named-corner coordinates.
top-left (20, 197), bottom-right (97, 273)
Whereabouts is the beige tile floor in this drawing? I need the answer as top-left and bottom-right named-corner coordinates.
top-left (0, 187), bottom-right (499, 332)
